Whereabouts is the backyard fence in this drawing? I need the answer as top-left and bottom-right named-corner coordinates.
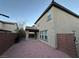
top-left (0, 31), bottom-right (17, 55)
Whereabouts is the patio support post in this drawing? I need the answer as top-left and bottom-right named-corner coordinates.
top-left (37, 32), bottom-right (40, 39)
top-left (26, 31), bottom-right (29, 40)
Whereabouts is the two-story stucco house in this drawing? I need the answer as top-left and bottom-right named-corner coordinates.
top-left (0, 20), bottom-right (18, 33)
top-left (34, 1), bottom-right (79, 57)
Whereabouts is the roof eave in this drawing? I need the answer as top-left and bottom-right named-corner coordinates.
top-left (34, 1), bottom-right (79, 24)
top-left (34, 2), bottom-right (53, 24)
top-left (53, 2), bottom-right (79, 18)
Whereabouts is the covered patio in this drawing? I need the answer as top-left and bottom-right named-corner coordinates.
top-left (25, 26), bottom-right (39, 39)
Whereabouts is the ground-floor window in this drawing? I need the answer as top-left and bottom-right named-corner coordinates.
top-left (44, 30), bottom-right (48, 41)
top-left (40, 30), bottom-right (48, 42)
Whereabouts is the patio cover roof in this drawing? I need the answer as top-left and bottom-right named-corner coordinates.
top-left (25, 26), bottom-right (39, 32)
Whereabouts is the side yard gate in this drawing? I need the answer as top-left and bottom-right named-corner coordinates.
top-left (57, 33), bottom-right (77, 58)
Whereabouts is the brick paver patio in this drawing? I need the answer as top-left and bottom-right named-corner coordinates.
top-left (1, 39), bottom-right (70, 58)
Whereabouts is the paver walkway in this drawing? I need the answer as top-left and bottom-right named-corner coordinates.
top-left (1, 39), bottom-right (70, 58)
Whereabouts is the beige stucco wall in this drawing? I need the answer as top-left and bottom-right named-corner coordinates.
top-left (35, 7), bottom-right (57, 48)
top-left (53, 6), bottom-right (79, 44)
top-left (53, 6), bottom-right (79, 57)
top-left (0, 22), bottom-right (17, 33)
top-left (35, 6), bottom-right (79, 49)
top-left (3, 24), bottom-right (17, 32)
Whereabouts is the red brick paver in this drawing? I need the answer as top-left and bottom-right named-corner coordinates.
top-left (1, 40), bottom-right (70, 58)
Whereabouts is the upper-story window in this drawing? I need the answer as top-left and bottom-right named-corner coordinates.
top-left (47, 11), bottom-right (52, 21)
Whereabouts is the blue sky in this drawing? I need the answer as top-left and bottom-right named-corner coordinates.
top-left (0, 0), bottom-right (79, 27)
